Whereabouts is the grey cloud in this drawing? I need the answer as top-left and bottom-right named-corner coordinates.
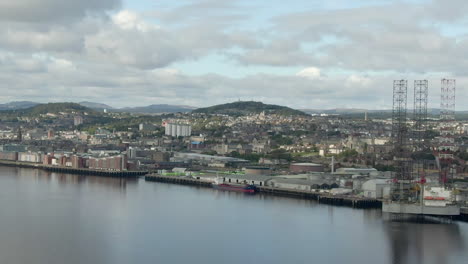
top-left (0, 0), bottom-right (467, 110)
top-left (230, 38), bottom-right (309, 66)
top-left (226, 0), bottom-right (468, 74)
top-left (0, 52), bottom-right (466, 109)
top-left (0, 0), bottom-right (121, 23)
top-left (0, 53), bottom-right (408, 108)
top-left (151, 0), bottom-right (248, 26)
top-left (0, 54), bottom-right (47, 73)
top-left (0, 25), bottom-right (85, 53)
top-left (84, 13), bottom-right (258, 69)
top-left (425, 0), bottom-right (468, 22)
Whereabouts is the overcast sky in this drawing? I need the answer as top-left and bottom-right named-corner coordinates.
top-left (0, 0), bottom-right (467, 109)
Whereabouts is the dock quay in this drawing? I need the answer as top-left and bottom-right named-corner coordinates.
top-left (144, 174), bottom-right (382, 209)
top-left (0, 160), bottom-right (147, 177)
top-left (258, 186), bottom-right (382, 208)
top-left (145, 174), bottom-right (213, 187)
top-left (455, 207), bottom-right (468, 221)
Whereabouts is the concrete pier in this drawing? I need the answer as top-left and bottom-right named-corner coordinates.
top-left (0, 160), bottom-right (147, 177)
top-left (144, 174), bottom-right (382, 209)
top-left (382, 202), bottom-right (460, 216)
top-left (455, 207), bottom-right (468, 221)
top-left (145, 175), bottom-right (468, 221)
top-left (145, 174), bottom-right (212, 187)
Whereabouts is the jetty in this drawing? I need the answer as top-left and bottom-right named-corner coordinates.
top-left (0, 160), bottom-right (147, 177)
top-left (145, 174), bottom-right (382, 209)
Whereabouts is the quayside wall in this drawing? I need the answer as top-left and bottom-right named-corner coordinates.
top-left (145, 174), bottom-right (382, 209)
top-left (145, 175), bottom-right (468, 221)
top-left (0, 160), bottom-right (147, 177)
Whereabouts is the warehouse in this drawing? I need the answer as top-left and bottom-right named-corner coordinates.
top-left (289, 163), bottom-right (324, 173)
top-left (221, 174), bottom-right (272, 186)
top-left (269, 178), bottom-right (339, 191)
top-left (361, 179), bottom-right (391, 199)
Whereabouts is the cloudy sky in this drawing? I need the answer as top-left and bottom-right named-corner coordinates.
top-left (0, 0), bottom-right (467, 109)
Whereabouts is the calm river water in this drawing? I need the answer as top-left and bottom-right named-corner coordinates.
top-left (0, 166), bottom-right (467, 264)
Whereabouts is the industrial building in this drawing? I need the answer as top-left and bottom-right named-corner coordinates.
top-left (269, 178), bottom-right (338, 191)
top-left (244, 166), bottom-right (272, 175)
top-left (74, 115), bottom-right (84, 126)
top-left (290, 163), bottom-right (324, 173)
top-left (18, 152), bottom-right (42, 163)
top-left (139, 123), bottom-right (156, 131)
top-left (89, 155), bottom-right (128, 171)
top-left (165, 123), bottom-right (191, 137)
top-left (171, 152), bottom-right (248, 167)
top-left (220, 174), bottom-right (272, 187)
top-left (361, 179), bottom-right (391, 199)
top-left (335, 168), bottom-right (378, 175)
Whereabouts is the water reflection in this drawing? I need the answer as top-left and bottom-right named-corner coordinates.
top-left (1, 165), bottom-right (468, 264)
top-left (6, 166), bottom-right (137, 193)
top-left (385, 221), bottom-right (464, 264)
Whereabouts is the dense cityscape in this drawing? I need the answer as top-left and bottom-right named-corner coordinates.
top-left (0, 98), bottom-right (467, 210)
top-left (2, 0), bottom-right (468, 263)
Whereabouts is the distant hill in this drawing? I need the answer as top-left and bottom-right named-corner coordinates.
top-left (79, 101), bottom-right (114, 110)
top-left (0, 101), bottom-right (195, 114)
top-left (0, 101), bottom-right (39, 110)
top-left (21, 103), bottom-right (93, 115)
top-left (119, 104), bottom-right (195, 114)
top-left (193, 101), bottom-right (308, 116)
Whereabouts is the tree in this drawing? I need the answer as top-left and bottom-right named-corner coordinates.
top-left (338, 149), bottom-right (358, 159)
top-left (456, 151), bottom-right (468, 161)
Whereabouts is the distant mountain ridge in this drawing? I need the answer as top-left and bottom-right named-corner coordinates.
top-left (25, 103), bottom-right (92, 115)
top-left (0, 101), bottom-right (195, 114)
top-left (193, 101), bottom-right (308, 116)
top-left (0, 103), bottom-right (92, 117)
top-left (119, 104), bottom-right (195, 114)
top-left (79, 101), bottom-right (114, 110)
top-left (0, 101), bottom-right (40, 110)
top-left (77, 102), bottom-right (194, 113)
top-left (2, 101), bottom-right (466, 115)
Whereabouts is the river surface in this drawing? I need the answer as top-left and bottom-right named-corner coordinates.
top-left (0, 166), bottom-right (467, 264)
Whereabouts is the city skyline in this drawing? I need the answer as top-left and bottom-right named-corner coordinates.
top-left (0, 0), bottom-right (467, 109)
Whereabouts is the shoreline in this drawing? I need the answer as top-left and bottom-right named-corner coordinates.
top-left (144, 174), bottom-right (468, 222)
top-left (0, 160), bottom-right (147, 177)
top-left (2, 161), bottom-right (466, 222)
top-left (145, 174), bottom-right (381, 209)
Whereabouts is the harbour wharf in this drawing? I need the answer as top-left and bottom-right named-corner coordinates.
top-left (144, 174), bottom-right (382, 209)
top-left (455, 207), bottom-right (468, 221)
top-left (0, 160), bottom-right (147, 177)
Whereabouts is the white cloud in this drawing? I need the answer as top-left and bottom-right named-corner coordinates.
top-left (112, 10), bottom-right (155, 32)
top-left (48, 58), bottom-right (75, 72)
top-left (296, 67), bottom-right (321, 79)
top-left (346, 74), bottom-right (371, 87)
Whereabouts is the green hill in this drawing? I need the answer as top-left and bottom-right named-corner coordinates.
top-left (24, 103), bottom-right (92, 115)
top-left (192, 101), bottom-right (308, 116)
top-left (0, 102), bottom-right (93, 117)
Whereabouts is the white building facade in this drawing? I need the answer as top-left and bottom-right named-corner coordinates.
top-left (165, 123), bottom-right (192, 137)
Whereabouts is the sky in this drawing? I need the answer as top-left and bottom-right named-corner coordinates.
top-left (0, 0), bottom-right (467, 110)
